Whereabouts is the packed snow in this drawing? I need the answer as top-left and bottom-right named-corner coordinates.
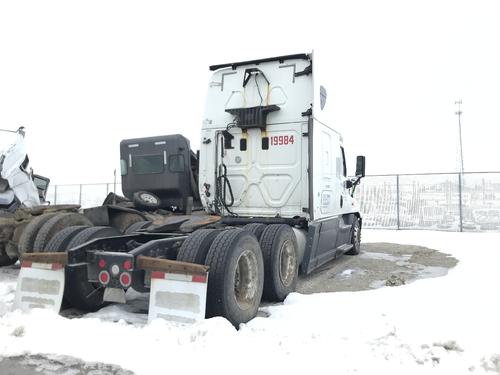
top-left (1, 230), bottom-right (500, 374)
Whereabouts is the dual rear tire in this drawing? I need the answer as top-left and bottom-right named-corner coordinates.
top-left (44, 225), bottom-right (121, 311)
top-left (259, 224), bottom-right (299, 302)
top-left (177, 224), bottom-right (299, 327)
top-left (178, 228), bottom-right (264, 327)
top-left (204, 229), bottom-right (264, 327)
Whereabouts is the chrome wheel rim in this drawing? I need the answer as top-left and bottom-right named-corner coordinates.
top-left (234, 249), bottom-right (259, 310)
top-left (278, 239), bottom-right (297, 287)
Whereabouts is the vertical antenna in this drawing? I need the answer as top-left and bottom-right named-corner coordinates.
top-left (455, 100), bottom-right (464, 173)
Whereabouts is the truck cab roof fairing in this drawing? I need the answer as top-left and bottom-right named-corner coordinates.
top-left (209, 53), bottom-right (311, 71)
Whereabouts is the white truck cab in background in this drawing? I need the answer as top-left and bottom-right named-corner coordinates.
top-left (0, 128), bottom-right (41, 209)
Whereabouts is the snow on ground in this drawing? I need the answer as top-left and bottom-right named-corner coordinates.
top-left (1, 230), bottom-right (500, 374)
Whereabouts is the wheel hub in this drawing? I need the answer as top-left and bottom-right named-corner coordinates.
top-left (279, 239), bottom-right (297, 287)
top-left (234, 249), bottom-right (258, 310)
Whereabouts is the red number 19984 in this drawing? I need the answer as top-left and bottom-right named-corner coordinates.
top-left (270, 135), bottom-right (294, 146)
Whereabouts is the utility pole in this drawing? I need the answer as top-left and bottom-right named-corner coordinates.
top-left (455, 100), bottom-right (464, 232)
top-left (455, 100), bottom-right (464, 173)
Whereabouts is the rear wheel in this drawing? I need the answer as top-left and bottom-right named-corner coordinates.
top-left (6, 222), bottom-right (27, 260)
top-left (346, 218), bottom-right (361, 255)
top-left (177, 229), bottom-right (221, 264)
top-left (33, 213), bottom-right (93, 252)
top-left (204, 229), bottom-right (264, 328)
top-left (17, 213), bottom-right (59, 256)
top-left (259, 224), bottom-right (299, 302)
top-left (242, 223), bottom-right (267, 241)
top-left (64, 226), bottom-right (121, 311)
top-left (45, 225), bottom-right (91, 252)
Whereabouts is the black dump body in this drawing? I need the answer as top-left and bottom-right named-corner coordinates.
top-left (120, 134), bottom-right (199, 212)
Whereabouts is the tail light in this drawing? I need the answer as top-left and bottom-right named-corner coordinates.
top-left (98, 259), bottom-right (106, 269)
top-left (98, 270), bottom-right (110, 285)
top-left (120, 272), bottom-right (131, 288)
top-left (123, 260), bottom-right (132, 271)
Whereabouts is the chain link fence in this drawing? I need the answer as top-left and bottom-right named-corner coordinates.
top-left (46, 172), bottom-right (500, 232)
top-left (46, 183), bottom-right (122, 208)
top-left (354, 172), bottom-right (500, 232)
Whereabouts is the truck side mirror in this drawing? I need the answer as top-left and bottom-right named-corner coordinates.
top-left (356, 156), bottom-right (366, 177)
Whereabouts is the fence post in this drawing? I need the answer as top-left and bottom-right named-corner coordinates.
top-left (458, 173), bottom-right (463, 232)
top-left (396, 175), bottom-right (400, 230)
top-left (79, 184), bottom-right (82, 206)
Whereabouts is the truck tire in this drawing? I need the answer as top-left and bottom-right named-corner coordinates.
top-left (33, 213), bottom-right (93, 252)
top-left (124, 220), bottom-right (151, 234)
top-left (259, 224), bottom-right (299, 302)
top-left (64, 226), bottom-right (121, 311)
top-left (0, 244), bottom-right (17, 266)
top-left (346, 218), bottom-right (361, 255)
top-left (44, 225), bottom-right (91, 252)
top-left (67, 226), bottom-right (121, 249)
top-left (17, 213), bottom-right (59, 256)
top-left (109, 212), bottom-right (144, 233)
top-left (177, 229), bottom-right (221, 264)
top-left (242, 223), bottom-right (267, 241)
top-left (132, 191), bottom-right (160, 210)
top-left (4, 221), bottom-right (26, 262)
top-left (204, 229), bottom-right (264, 328)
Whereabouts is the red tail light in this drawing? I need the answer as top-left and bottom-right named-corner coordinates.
top-left (98, 259), bottom-right (106, 269)
top-left (123, 260), bottom-right (132, 271)
top-left (99, 271), bottom-right (110, 285)
top-left (120, 272), bottom-right (131, 287)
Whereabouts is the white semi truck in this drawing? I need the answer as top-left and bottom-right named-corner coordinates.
top-left (14, 53), bottom-right (365, 327)
top-left (0, 128), bottom-right (67, 266)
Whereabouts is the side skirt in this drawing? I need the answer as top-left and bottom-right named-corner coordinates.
top-left (301, 214), bottom-right (356, 275)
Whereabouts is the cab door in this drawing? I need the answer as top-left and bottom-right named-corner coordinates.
top-left (315, 126), bottom-right (341, 219)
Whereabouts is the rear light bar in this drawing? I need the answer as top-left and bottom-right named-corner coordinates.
top-left (92, 253), bottom-right (135, 288)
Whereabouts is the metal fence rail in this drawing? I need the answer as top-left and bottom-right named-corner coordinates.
top-left (46, 183), bottom-right (122, 208)
top-left (354, 172), bottom-right (500, 232)
top-left (46, 172), bottom-right (500, 232)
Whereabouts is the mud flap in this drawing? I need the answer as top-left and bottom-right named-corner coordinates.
top-left (137, 256), bottom-right (208, 324)
top-left (148, 271), bottom-right (208, 324)
top-left (14, 260), bottom-right (65, 313)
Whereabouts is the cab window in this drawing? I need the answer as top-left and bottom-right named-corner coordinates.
top-left (340, 146), bottom-right (347, 177)
top-left (131, 154), bottom-right (164, 174)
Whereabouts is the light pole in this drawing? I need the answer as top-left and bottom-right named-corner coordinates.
top-left (455, 100), bottom-right (464, 232)
top-left (455, 100), bottom-right (464, 173)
